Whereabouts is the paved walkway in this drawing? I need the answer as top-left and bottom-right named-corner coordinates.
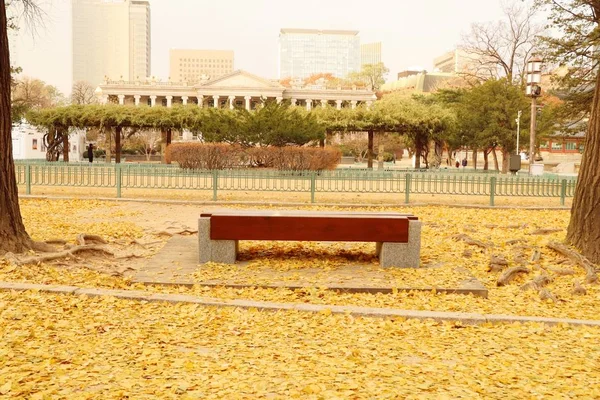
top-left (131, 235), bottom-right (488, 298)
top-left (1, 281), bottom-right (599, 327)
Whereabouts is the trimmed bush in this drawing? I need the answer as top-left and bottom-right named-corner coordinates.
top-left (168, 143), bottom-right (242, 170)
top-left (168, 143), bottom-right (340, 171)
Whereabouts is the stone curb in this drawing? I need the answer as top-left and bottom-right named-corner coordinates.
top-left (1, 281), bottom-right (598, 327)
top-left (19, 195), bottom-right (570, 210)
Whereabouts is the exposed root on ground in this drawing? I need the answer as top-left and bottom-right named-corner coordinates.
top-left (520, 274), bottom-right (552, 292)
top-left (546, 241), bottom-right (599, 284)
top-left (1, 234), bottom-right (141, 277)
top-left (488, 255), bottom-right (509, 273)
top-left (529, 228), bottom-right (563, 235)
top-left (452, 234), bottom-right (491, 249)
top-left (497, 266), bottom-right (530, 286)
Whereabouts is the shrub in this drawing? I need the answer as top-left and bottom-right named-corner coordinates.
top-left (168, 143), bottom-right (242, 170)
top-left (168, 143), bottom-right (340, 171)
top-left (267, 147), bottom-right (341, 171)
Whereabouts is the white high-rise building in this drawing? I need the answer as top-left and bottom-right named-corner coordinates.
top-left (278, 29), bottom-right (360, 79)
top-left (72, 0), bottom-right (151, 87)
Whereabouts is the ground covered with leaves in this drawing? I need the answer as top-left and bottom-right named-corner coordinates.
top-left (1, 199), bottom-right (598, 320)
top-left (2, 198), bottom-right (600, 397)
top-left (1, 291), bottom-right (600, 399)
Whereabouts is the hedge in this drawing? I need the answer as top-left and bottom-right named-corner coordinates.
top-left (168, 143), bottom-right (340, 171)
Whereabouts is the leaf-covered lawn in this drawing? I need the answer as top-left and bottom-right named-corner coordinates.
top-left (1, 291), bottom-right (599, 399)
top-left (1, 199), bottom-right (598, 321)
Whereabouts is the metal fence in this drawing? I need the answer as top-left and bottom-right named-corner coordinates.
top-left (14, 162), bottom-right (577, 206)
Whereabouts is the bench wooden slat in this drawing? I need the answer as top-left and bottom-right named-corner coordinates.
top-left (209, 215), bottom-right (410, 242)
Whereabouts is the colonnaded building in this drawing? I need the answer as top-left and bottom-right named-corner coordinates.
top-left (96, 70), bottom-right (377, 110)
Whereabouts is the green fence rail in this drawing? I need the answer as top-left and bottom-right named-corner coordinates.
top-left (14, 162), bottom-right (577, 206)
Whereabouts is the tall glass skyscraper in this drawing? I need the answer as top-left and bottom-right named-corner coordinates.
top-left (278, 29), bottom-right (361, 80)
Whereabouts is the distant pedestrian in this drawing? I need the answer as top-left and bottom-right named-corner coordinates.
top-left (87, 144), bottom-right (94, 164)
top-left (461, 158), bottom-right (467, 168)
top-left (455, 160), bottom-right (460, 168)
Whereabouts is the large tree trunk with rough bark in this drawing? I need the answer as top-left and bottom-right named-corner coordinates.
top-left (567, 70), bottom-right (600, 263)
top-left (0, 1), bottom-right (32, 254)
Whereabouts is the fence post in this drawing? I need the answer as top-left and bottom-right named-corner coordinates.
top-left (404, 173), bottom-right (411, 204)
top-left (560, 179), bottom-right (567, 206)
top-left (489, 177), bottom-right (496, 206)
top-left (212, 170), bottom-right (218, 201)
top-left (25, 164), bottom-right (31, 195)
top-left (116, 164), bottom-right (122, 198)
top-left (310, 172), bottom-right (316, 203)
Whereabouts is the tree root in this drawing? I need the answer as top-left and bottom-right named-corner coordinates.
top-left (546, 241), bottom-right (599, 284)
top-left (497, 266), bottom-right (530, 286)
top-left (539, 288), bottom-right (558, 302)
top-left (76, 234), bottom-right (108, 246)
top-left (452, 234), bottom-right (491, 249)
top-left (520, 274), bottom-right (552, 292)
top-left (572, 280), bottom-right (587, 296)
top-left (488, 255), bottom-right (509, 273)
top-left (548, 267), bottom-right (575, 276)
top-left (12, 245), bottom-right (114, 266)
top-left (529, 228), bottom-right (563, 235)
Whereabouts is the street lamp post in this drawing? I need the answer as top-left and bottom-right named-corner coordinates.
top-left (526, 56), bottom-right (543, 174)
top-left (516, 110), bottom-right (522, 155)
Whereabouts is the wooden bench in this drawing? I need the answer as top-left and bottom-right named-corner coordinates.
top-left (198, 210), bottom-right (421, 268)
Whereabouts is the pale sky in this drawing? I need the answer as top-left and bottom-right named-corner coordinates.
top-left (12, 0), bottom-right (508, 95)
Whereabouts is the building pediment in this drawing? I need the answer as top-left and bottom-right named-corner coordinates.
top-left (196, 70), bottom-right (283, 89)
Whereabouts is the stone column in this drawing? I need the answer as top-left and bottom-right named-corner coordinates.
top-left (336, 100), bottom-right (343, 110)
top-left (117, 94), bottom-right (125, 105)
top-left (197, 95), bottom-right (204, 108)
top-left (228, 95), bottom-right (236, 109)
top-left (150, 95), bottom-right (157, 107)
top-left (213, 95), bottom-right (220, 109)
top-left (351, 100), bottom-right (357, 109)
top-left (182, 96), bottom-right (188, 105)
top-left (366, 100), bottom-right (373, 109)
top-left (166, 95), bottom-right (173, 108)
top-left (320, 99), bottom-right (327, 109)
top-left (134, 95), bottom-right (141, 106)
top-left (101, 95), bottom-right (109, 105)
top-left (244, 96), bottom-right (251, 111)
top-left (291, 98), bottom-right (297, 106)
top-left (306, 99), bottom-right (312, 111)
top-left (276, 96), bottom-right (283, 104)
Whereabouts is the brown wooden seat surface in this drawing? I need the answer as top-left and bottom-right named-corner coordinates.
top-left (202, 211), bottom-right (413, 243)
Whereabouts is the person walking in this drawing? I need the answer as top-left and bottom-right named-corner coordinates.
top-left (87, 144), bottom-right (94, 164)
top-left (461, 158), bottom-right (467, 168)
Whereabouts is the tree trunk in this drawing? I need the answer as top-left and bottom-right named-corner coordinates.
top-left (62, 129), bottom-right (69, 162)
top-left (0, 1), bottom-right (32, 254)
top-left (115, 126), bottom-right (122, 164)
top-left (161, 129), bottom-right (167, 164)
top-left (105, 129), bottom-right (112, 163)
top-left (492, 148), bottom-right (500, 171)
top-left (483, 149), bottom-right (489, 170)
top-left (367, 129), bottom-right (374, 169)
top-left (471, 149), bottom-right (478, 170)
top-left (566, 69), bottom-right (600, 263)
top-left (501, 148), bottom-right (510, 174)
top-left (165, 128), bottom-right (172, 164)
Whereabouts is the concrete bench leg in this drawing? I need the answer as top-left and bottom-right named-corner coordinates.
top-left (198, 217), bottom-right (238, 264)
top-left (379, 220), bottom-right (422, 268)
